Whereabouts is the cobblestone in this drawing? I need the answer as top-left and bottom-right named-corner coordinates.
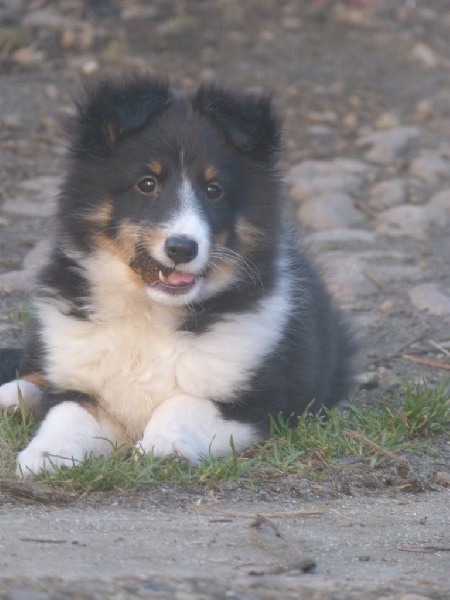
top-left (368, 179), bottom-right (407, 211)
top-left (375, 205), bottom-right (447, 241)
top-left (409, 283), bottom-right (450, 316)
top-left (356, 126), bottom-right (422, 164)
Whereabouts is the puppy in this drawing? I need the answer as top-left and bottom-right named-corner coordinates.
top-left (0, 76), bottom-right (356, 476)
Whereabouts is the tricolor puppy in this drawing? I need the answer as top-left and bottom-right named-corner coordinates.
top-left (0, 76), bottom-right (355, 477)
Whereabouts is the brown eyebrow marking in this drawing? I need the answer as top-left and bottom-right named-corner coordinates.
top-left (148, 161), bottom-right (163, 176)
top-left (204, 166), bottom-right (218, 181)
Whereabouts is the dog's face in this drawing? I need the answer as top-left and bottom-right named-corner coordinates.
top-left (60, 77), bottom-right (282, 307)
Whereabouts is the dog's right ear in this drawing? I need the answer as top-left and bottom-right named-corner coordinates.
top-left (193, 84), bottom-right (282, 165)
top-left (70, 76), bottom-right (171, 156)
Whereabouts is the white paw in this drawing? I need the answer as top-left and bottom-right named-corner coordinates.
top-left (16, 401), bottom-right (119, 478)
top-left (17, 440), bottom-right (86, 478)
top-left (136, 429), bottom-right (204, 464)
top-left (136, 395), bottom-right (258, 464)
top-left (0, 380), bottom-right (43, 415)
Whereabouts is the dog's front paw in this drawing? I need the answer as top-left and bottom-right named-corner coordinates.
top-left (136, 430), bottom-right (203, 463)
top-left (0, 380), bottom-right (43, 416)
top-left (17, 440), bottom-right (85, 478)
top-left (136, 395), bottom-right (258, 464)
top-left (16, 401), bottom-right (120, 479)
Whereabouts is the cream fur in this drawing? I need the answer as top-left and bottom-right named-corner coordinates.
top-left (34, 248), bottom-right (291, 443)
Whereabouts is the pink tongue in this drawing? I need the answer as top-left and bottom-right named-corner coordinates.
top-left (164, 271), bottom-right (196, 287)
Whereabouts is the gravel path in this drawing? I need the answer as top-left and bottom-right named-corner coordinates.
top-left (0, 1), bottom-right (449, 597)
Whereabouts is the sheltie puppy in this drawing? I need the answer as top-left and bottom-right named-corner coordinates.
top-left (0, 76), bottom-right (355, 477)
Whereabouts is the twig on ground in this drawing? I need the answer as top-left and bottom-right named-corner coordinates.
top-left (402, 354), bottom-right (450, 371)
top-left (396, 544), bottom-right (450, 553)
top-left (373, 328), bottom-right (430, 365)
top-left (429, 340), bottom-right (450, 358)
top-left (0, 478), bottom-right (77, 504)
top-left (192, 505), bottom-right (325, 519)
top-left (343, 429), bottom-right (411, 468)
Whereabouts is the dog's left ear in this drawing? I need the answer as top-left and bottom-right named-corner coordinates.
top-left (193, 85), bottom-right (282, 164)
top-left (72, 76), bottom-right (171, 156)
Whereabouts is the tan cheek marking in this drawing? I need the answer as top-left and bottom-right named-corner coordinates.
top-left (142, 228), bottom-right (167, 251)
top-left (209, 231), bottom-right (238, 285)
top-left (84, 199), bottom-right (114, 226)
top-left (236, 217), bottom-right (266, 252)
top-left (213, 231), bottom-right (229, 249)
top-left (208, 259), bottom-right (236, 285)
top-left (95, 219), bottom-right (140, 264)
top-left (95, 221), bottom-right (170, 285)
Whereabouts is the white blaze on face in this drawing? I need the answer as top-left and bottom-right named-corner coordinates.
top-left (151, 177), bottom-right (211, 273)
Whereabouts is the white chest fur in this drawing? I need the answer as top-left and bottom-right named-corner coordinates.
top-left (37, 267), bottom-right (290, 440)
top-left (37, 251), bottom-right (290, 439)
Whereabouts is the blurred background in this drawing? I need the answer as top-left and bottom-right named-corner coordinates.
top-left (2, 1), bottom-right (450, 387)
top-left (2, 0), bottom-right (447, 168)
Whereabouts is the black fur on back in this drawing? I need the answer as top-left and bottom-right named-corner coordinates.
top-left (0, 348), bottom-right (22, 385)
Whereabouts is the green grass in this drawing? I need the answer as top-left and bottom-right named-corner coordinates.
top-left (0, 380), bottom-right (449, 493)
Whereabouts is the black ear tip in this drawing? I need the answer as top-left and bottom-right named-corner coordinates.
top-left (194, 84), bottom-right (282, 163)
top-left (72, 74), bottom-right (171, 153)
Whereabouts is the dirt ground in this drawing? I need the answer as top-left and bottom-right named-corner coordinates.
top-left (0, 1), bottom-right (449, 598)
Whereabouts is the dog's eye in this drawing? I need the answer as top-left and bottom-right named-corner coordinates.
top-left (136, 177), bottom-right (158, 195)
top-left (205, 183), bottom-right (223, 201)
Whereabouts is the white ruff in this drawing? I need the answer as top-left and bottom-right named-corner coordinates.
top-left (35, 249), bottom-right (291, 443)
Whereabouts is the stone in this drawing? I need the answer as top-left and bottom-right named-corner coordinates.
top-left (375, 205), bottom-right (447, 241)
top-left (356, 126), bottom-right (422, 165)
top-left (304, 229), bottom-right (376, 251)
top-left (435, 471), bottom-right (450, 486)
top-left (81, 59), bottom-right (99, 75)
top-left (396, 595), bottom-right (432, 600)
top-left (428, 189), bottom-right (450, 214)
top-left (23, 9), bottom-right (80, 30)
top-left (2, 196), bottom-right (56, 218)
top-left (0, 270), bottom-right (32, 293)
top-left (355, 372), bottom-right (379, 389)
top-left (411, 42), bottom-right (439, 68)
top-left (374, 112), bottom-right (400, 130)
top-left (298, 193), bottom-right (366, 230)
top-left (409, 151), bottom-right (450, 183)
top-left (12, 47), bottom-right (41, 68)
top-left (2, 176), bottom-right (59, 217)
top-left (413, 98), bottom-right (434, 122)
top-left (321, 254), bottom-right (378, 303)
top-left (409, 283), bottom-right (450, 316)
top-left (379, 300), bottom-right (395, 315)
top-left (287, 158), bottom-right (371, 203)
top-left (365, 265), bottom-right (424, 284)
top-left (368, 179), bottom-right (407, 211)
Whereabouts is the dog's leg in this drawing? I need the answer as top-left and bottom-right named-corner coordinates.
top-left (17, 397), bottom-right (125, 478)
top-left (0, 375), bottom-right (45, 419)
top-left (137, 395), bottom-right (258, 463)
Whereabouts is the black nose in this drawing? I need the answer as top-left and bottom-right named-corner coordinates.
top-left (165, 236), bottom-right (198, 264)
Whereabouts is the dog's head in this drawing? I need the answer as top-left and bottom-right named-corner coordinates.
top-left (60, 75), bottom-right (283, 307)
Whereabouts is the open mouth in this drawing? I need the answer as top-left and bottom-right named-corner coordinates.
top-left (129, 250), bottom-right (198, 295)
top-left (155, 267), bottom-right (197, 294)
